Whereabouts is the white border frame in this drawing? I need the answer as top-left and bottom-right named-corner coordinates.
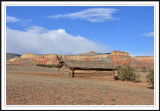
top-left (1, 1), bottom-right (159, 110)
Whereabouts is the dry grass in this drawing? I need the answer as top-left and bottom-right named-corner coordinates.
top-left (6, 65), bottom-right (154, 105)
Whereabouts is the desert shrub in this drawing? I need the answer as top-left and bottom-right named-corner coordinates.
top-left (142, 66), bottom-right (147, 72)
top-left (116, 64), bottom-right (140, 82)
top-left (36, 64), bottom-right (57, 68)
top-left (146, 69), bottom-right (154, 88)
top-left (142, 66), bottom-right (146, 70)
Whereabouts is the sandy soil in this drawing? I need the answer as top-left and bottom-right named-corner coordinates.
top-left (6, 65), bottom-right (154, 105)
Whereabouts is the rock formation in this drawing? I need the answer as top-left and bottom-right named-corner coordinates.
top-left (20, 53), bottom-right (36, 60)
top-left (80, 51), bottom-right (96, 55)
top-left (108, 50), bottom-right (131, 66)
top-left (6, 53), bottom-right (21, 60)
top-left (7, 57), bottom-right (35, 65)
top-left (132, 56), bottom-right (154, 63)
top-left (7, 50), bottom-right (154, 71)
top-left (35, 54), bottom-right (59, 65)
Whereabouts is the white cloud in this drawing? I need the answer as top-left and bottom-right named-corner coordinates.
top-left (49, 8), bottom-right (119, 23)
top-left (140, 32), bottom-right (154, 37)
top-left (6, 16), bottom-right (21, 23)
top-left (6, 26), bottom-right (107, 55)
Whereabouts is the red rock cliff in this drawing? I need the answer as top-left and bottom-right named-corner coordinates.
top-left (7, 51), bottom-right (154, 71)
top-left (108, 50), bottom-right (132, 66)
top-left (132, 56), bottom-right (154, 63)
top-left (20, 53), bottom-right (59, 65)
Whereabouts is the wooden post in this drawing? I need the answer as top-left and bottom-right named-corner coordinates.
top-left (58, 67), bottom-right (60, 77)
top-left (71, 68), bottom-right (74, 78)
top-left (114, 70), bottom-right (119, 80)
top-left (115, 70), bottom-right (117, 76)
top-left (112, 70), bottom-right (115, 77)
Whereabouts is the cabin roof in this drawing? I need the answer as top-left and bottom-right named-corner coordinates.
top-left (58, 60), bottom-right (117, 70)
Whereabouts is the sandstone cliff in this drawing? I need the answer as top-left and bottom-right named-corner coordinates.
top-left (7, 51), bottom-right (154, 71)
top-left (132, 56), bottom-right (154, 63)
top-left (108, 50), bottom-right (131, 66)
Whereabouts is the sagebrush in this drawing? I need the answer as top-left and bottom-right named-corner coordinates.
top-left (146, 69), bottom-right (154, 88)
top-left (116, 64), bottom-right (140, 82)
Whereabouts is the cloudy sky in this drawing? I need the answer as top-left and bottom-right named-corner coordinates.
top-left (6, 6), bottom-right (154, 56)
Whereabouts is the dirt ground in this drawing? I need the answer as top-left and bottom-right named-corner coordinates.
top-left (6, 65), bottom-right (154, 105)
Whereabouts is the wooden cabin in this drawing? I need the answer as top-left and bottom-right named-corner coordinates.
top-left (57, 60), bottom-right (117, 78)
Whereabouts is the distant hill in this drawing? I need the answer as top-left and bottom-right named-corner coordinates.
top-left (6, 53), bottom-right (21, 60)
top-left (79, 51), bottom-right (111, 55)
top-left (79, 51), bottom-right (96, 55)
top-left (6, 51), bottom-right (154, 71)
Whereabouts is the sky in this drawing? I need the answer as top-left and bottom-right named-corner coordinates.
top-left (6, 6), bottom-right (154, 56)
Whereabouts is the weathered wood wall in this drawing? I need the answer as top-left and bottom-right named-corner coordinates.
top-left (58, 66), bottom-right (115, 78)
top-left (58, 65), bottom-right (70, 77)
top-left (74, 70), bottom-right (114, 77)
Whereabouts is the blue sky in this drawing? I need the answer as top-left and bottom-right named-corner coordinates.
top-left (6, 6), bottom-right (154, 56)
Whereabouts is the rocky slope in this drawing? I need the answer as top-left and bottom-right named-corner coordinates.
top-left (6, 51), bottom-right (154, 71)
top-left (6, 53), bottom-right (21, 60)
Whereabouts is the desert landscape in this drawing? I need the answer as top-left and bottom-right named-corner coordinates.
top-left (3, 4), bottom-right (157, 110)
top-left (6, 51), bottom-right (154, 105)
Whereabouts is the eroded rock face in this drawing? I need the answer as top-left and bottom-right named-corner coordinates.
top-left (7, 57), bottom-right (35, 65)
top-left (20, 53), bottom-right (36, 60)
top-left (130, 58), bottom-right (154, 71)
top-left (6, 53), bottom-right (21, 60)
top-left (8, 53), bottom-right (59, 65)
top-left (7, 51), bottom-right (154, 71)
top-left (108, 50), bottom-right (132, 66)
top-left (80, 51), bottom-right (96, 55)
top-left (132, 56), bottom-right (154, 63)
top-left (35, 54), bottom-right (59, 65)
top-left (107, 51), bottom-right (154, 71)
top-left (110, 50), bottom-right (130, 56)
top-left (7, 57), bottom-right (21, 65)
top-left (20, 53), bottom-right (59, 65)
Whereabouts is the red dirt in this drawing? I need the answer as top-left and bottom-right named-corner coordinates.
top-left (6, 65), bottom-right (154, 105)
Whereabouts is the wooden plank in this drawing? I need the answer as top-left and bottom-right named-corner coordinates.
top-left (74, 70), bottom-right (113, 73)
top-left (70, 67), bottom-right (116, 70)
top-left (74, 74), bottom-right (113, 77)
top-left (74, 73), bottom-right (113, 75)
top-left (71, 69), bottom-right (74, 78)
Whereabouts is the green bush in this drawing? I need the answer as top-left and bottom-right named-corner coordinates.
top-left (146, 69), bottom-right (154, 88)
top-left (36, 64), bottom-right (57, 68)
top-left (116, 64), bottom-right (140, 82)
top-left (142, 66), bottom-right (147, 72)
